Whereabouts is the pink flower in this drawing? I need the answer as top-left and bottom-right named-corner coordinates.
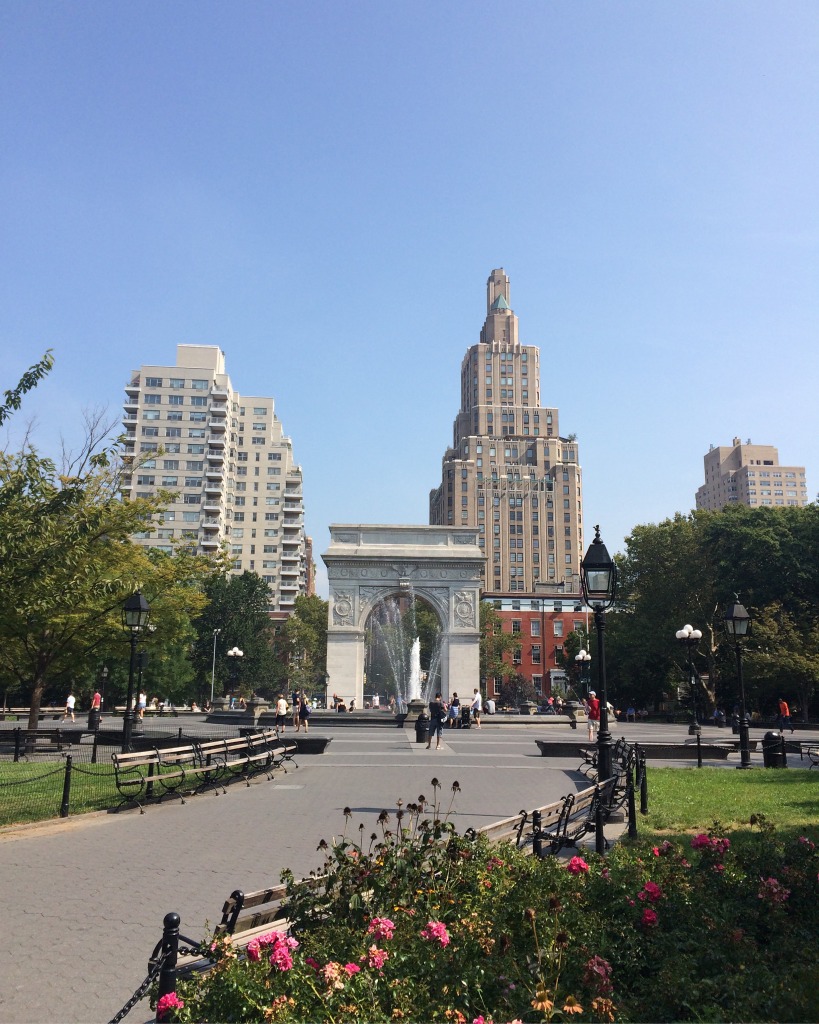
top-left (758, 876), bottom-right (791, 906)
top-left (322, 961), bottom-right (345, 990)
top-left (367, 916), bottom-right (396, 940)
top-left (156, 992), bottom-right (185, 1021)
top-left (798, 836), bottom-right (815, 850)
top-left (642, 881), bottom-right (663, 902)
top-left (269, 946), bottom-right (294, 971)
top-left (246, 939), bottom-right (261, 961)
top-left (691, 833), bottom-right (711, 850)
top-left (364, 944), bottom-right (389, 970)
top-left (421, 920), bottom-right (451, 946)
top-left (652, 846), bottom-right (660, 856)
top-left (566, 856), bottom-right (590, 875)
top-left (343, 962), bottom-right (361, 976)
top-left (305, 956), bottom-right (320, 972)
top-left (641, 908), bottom-right (658, 927)
top-left (713, 863), bottom-right (725, 874)
top-left (583, 955), bottom-right (614, 995)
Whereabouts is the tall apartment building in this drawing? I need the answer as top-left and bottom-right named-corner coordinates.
top-left (695, 437), bottom-right (809, 511)
top-left (429, 269), bottom-right (584, 593)
top-left (121, 345), bottom-right (307, 615)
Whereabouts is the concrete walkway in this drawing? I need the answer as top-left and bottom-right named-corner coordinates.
top-left (0, 719), bottom-right (814, 1024)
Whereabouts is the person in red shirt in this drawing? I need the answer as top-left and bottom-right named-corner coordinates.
top-left (777, 698), bottom-right (794, 734)
top-left (586, 690), bottom-right (601, 741)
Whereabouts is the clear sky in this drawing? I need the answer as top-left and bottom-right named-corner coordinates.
top-left (2, 1), bottom-right (817, 596)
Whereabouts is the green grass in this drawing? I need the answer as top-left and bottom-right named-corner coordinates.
top-left (643, 765), bottom-right (819, 844)
top-left (0, 760), bottom-right (119, 826)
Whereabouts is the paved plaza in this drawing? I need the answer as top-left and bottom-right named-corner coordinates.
top-left (0, 718), bottom-right (814, 1024)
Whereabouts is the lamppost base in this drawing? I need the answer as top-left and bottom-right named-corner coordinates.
top-left (688, 723), bottom-right (701, 736)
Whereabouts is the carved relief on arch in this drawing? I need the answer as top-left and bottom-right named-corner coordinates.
top-left (453, 589), bottom-right (477, 629)
top-left (331, 590), bottom-right (355, 626)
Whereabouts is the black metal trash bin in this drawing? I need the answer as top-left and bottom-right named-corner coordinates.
top-left (87, 709), bottom-right (101, 732)
top-left (762, 731), bottom-right (786, 768)
top-left (415, 713), bottom-right (429, 744)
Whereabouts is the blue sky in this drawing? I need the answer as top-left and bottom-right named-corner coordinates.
top-left (3, 2), bottom-right (817, 596)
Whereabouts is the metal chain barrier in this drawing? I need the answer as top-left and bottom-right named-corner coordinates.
top-left (106, 951), bottom-right (166, 1024)
top-left (0, 764), bottom-right (65, 788)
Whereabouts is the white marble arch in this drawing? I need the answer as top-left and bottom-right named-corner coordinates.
top-left (321, 525), bottom-right (485, 707)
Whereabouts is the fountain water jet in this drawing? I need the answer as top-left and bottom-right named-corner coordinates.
top-left (368, 589), bottom-right (441, 710)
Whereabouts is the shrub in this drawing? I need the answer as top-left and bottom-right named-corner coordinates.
top-left (155, 784), bottom-right (819, 1023)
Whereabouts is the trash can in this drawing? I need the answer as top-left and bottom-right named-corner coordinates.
top-left (762, 731), bottom-right (786, 768)
top-left (88, 709), bottom-right (101, 732)
top-left (415, 712), bottom-right (429, 744)
top-left (460, 706), bottom-right (471, 730)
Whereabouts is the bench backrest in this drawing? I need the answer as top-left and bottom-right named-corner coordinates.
top-left (217, 876), bottom-right (323, 937)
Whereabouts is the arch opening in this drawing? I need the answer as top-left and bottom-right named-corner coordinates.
top-left (364, 592), bottom-right (443, 709)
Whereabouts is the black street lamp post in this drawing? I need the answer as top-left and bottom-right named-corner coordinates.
top-left (574, 648), bottom-right (591, 697)
top-left (227, 646), bottom-right (244, 698)
top-left (724, 597), bottom-right (752, 769)
top-left (580, 526), bottom-right (618, 783)
top-left (121, 590), bottom-right (151, 752)
top-left (675, 624), bottom-right (703, 735)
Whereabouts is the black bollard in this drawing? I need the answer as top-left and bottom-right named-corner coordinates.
top-left (60, 755), bottom-right (72, 817)
top-left (532, 809), bottom-right (543, 858)
top-left (595, 797), bottom-right (605, 855)
top-left (627, 782), bottom-right (638, 839)
top-left (696, 732), bottom-right (702, 769)
top-left (157, 912), bottom-right (181, 1001)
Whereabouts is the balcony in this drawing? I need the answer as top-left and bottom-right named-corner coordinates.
top-left (204, 479), bottom-right (223, 495)
top-left (205, 467), bottom-right (224, 481)
top-left (206, 448), bottom-right (225, 462)
top-left (280, 580), bottom-right (300, 591)
top-left (207, 434), bottom-right (226, 449)
top-left (208, 418), bottom-right (226, 433)
top-left (122, 412), bottom-right (138, 423)
top-left (208, 403), bottom-right (227, 418)
top-left (125, 377), bottom-right (141, 395)
top-left (210, 384), bottom-right (229, 400)
top-left (203, 498), bottom-right (222, 514)
top-left (202, 518), bottom-right (221, 531)
top-left (201, 537), bottom-right (220, 549)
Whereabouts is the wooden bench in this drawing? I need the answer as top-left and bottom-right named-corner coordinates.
top-left (111, 729), bottom-right (296, 812)
top-left (800, 744), bottom-right (819, 769)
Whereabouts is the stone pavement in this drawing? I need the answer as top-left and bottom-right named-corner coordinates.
top-left (0, 719), bottom-right (814, 1024)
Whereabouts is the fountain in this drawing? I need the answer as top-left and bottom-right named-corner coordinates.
top-left (368, 589), bottom-right (441, 714)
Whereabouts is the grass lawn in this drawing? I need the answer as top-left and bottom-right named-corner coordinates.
top-left (0, 759), bottom-right (120, 826)
top-left (643, 765), bottom-right (819, 845)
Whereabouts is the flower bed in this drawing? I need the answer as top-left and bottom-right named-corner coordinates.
top-left (155, 782), bottom-right (819, 1023)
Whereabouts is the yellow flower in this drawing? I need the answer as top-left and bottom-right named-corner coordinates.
top-left (562, 996), bottom-right (584, 1015)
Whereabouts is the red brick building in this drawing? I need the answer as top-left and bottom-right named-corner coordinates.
top-left (483, 585), bottom-right (589, 699)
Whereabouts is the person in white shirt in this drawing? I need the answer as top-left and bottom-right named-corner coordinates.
top-left (63, 693), bottom-right (76, 722)
top-left (485, 697), bottom-right (496, 715)
top-left (275, 694), bottom-right (288, 732)
top-left (470, 688), bottom-right (483, 729)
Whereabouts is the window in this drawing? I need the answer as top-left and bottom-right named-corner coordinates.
top-left (144, 394), bottom-right (162, 404)
top-left (168, 395), bottom-right (184, 406)
top-left (167, 411), bottom-right (183, 421)
top-left (170, 377), bottom-right (184, 389)
top-left (183, 494), bottom-right (200, 504)
top-left (189, 428), bottom-right (206, 438)
top-left (553, 620), bottom-right (564, 637)
top-left (183, 511), bottom-right (198, 522)
top-left (145, 377), bottom-right (163, 388)
top-left (191, 379), bottom-right (209, 391)
top-left (189, 412), bottom-right (207, 422)
top-left (251, 437), bottom-right (265, 445)
top-left (161, 476), bottom-right (178, 486)
top-left (252, 422), bottom-right (266, 431)
top-left (143, 426), bottom-right (159, 437)
top-left (186, 460), bottom-right (203, 470)
top-left (136, 475), bottom-right (155, 486)
top-left (184, 477), bottom-right (202, 488)
top-left (166, 427), bottom-right (182, 437)
top-left (531, 645), bottom-right (541, 665)
top-left (188, 444), bottom-right (205, 454)
top-left (512, 619), bottom-right (521, 634)
top-left (531, 620), bottom-right (540, 636)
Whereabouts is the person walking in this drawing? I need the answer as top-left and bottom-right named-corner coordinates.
top-left (470, 688), bottom-right (482, 729)
top-left (63, 692), bottom-right (76, 722)
top-left (426, 692), bottom-right (447, 750)
top-left (586, 690), bottom-right (601, 741)
top-left (297, 691), bottom-right (311, 733)
top-left (777, 697), bottom-right (794, 734)
top-left (137, 691), bottom-right (147, 720)
top-left (275, 694), bottom-right (288, 733)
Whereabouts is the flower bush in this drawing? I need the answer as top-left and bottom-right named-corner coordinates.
top-left (153, 784), bottom-right (819, 1023)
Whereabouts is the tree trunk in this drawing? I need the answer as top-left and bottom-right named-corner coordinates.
top-left (26, 658), bottom-right (49, 733)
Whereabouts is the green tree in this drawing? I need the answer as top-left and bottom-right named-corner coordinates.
top-left (189, 572), bottom-right (279, 700)
top-left (282, 594), bottom-right (328, 696)
top-left (497, 672), bottom-right (538, 709)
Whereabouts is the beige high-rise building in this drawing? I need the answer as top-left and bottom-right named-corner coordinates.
top-left (695, 437), bottom-right (809, 511)
top-left (430, 269), bottom-right (584, 593)
top-left (121, 344), bottom-right (307, 614)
